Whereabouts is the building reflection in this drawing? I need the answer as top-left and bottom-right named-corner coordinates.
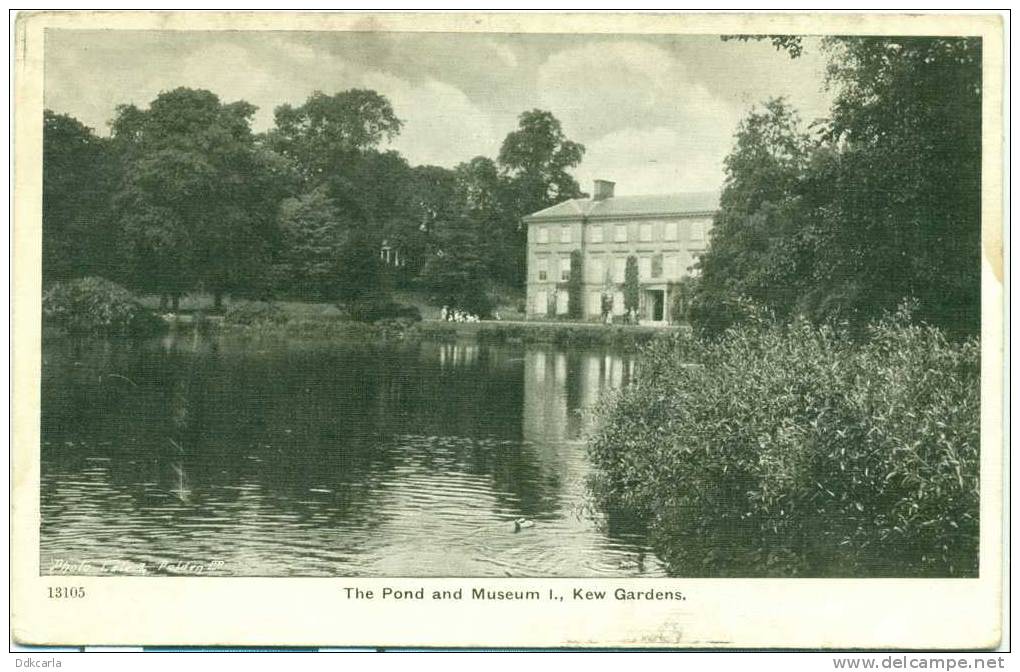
top-left (520, 345), bottom-right (637, 517)
top-left (523, 346), bottom-right (636, 445)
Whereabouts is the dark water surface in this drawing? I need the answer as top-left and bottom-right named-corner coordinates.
top-left (40, 333), bottom-right (665, 577)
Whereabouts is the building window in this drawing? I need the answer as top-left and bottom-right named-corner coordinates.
top-left (537, 227), bottom-right (549, 244)
top-left (536, 257), bottom-right (547, 281)
top-left (590, 224), bottom-right (604, 244)
top-left (691, 221), bottom-right (706, 242)
top-left (613, 291), bottom-right (625, 315)
top-left (639, 222), bottom-right (653, 242)
top-left (589, 292), bottom-right (602, 316)
top-left (560, 257), bottom-right (571, 281)
top-left (639, 256), bottom-right (652, 280)
top-left (534, 291), bottom-right (547, 314)
top-left (588, 257), bottom-right (603, 284)
top-left (556, 291), bottom-right (569, 315)
top-left (664, 221), bottom-right (678, 241)
top-left (613, 257), bottom-right (626, 282)
top-left (651, 254), bottom-right (663, 279)
top-left (561, 226), bottom-right (571, 243)
top-left (664, 254), bottom-right (679, 279)
top-left (614, 224), bottom-right (627, 242)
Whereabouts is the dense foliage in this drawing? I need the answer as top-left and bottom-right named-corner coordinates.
top-left (43, 90), bottom-right (586, 320)
top-left (42, 277), bottom-right (165, 336)
top-left (588, 306), bottom-right (980, 577)
top-left (42, 112), bottom-right (119, 282)
top-left (692, 37), bottom-right (982, 338)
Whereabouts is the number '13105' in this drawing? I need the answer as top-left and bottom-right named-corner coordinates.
top-left (47, 586), bottom-right (85, 599)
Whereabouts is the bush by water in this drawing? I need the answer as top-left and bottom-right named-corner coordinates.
top-left (587, 309), bottom-right (980, 577)
top-left (43, 277), bottom-right (166, 336)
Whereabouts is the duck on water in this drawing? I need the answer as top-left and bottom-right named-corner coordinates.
top-left (512, 518), bottom-right (534, 532)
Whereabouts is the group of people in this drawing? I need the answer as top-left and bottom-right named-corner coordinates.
top-left (599, 294), bottom-right (640, 325)
top-left (600, 308), bottom-right (640, 325)
top-left (440, 306), bottom-right (486, 323)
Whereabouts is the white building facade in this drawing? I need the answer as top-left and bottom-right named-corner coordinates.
top-left (523, 180), bottom-right (718, 324)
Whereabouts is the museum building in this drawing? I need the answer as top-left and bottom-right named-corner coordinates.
top-left (522, 180), bottom-right (719, 324)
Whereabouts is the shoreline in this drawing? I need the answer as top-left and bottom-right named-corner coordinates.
top-left (44, 315), bottom-right (685, 350)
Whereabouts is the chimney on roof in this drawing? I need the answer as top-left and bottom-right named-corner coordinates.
top-left (593, 179), bottom-right (615, 201)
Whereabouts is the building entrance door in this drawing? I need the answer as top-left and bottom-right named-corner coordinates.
top-left (644, 289), bottom-right (665, 323)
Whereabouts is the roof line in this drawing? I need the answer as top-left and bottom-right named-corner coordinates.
top-left (524, 209), bottom-right (718, 223)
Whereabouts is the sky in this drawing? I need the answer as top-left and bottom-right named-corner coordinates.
top-left (44, 30), bottom-right (834, 196)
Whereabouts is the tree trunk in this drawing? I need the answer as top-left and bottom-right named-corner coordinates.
top-left (159, 294), bottom-right (169, 311)
top-left (213, 292), bottom-right (223, 312)
top-left (171, 294), bottom-right (180, 312)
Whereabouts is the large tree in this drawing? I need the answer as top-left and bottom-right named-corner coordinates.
top-left (267, 90), bottom-right (417, 302)
top-left (268, 89), bottom-right (402, 188)
top-left (112, 88), bottom-right (287, 309)
top-left (692, 37), bottom-right (982, 337)
top-left (42, 111), bottom-right (118, 283)
top-left (419, 218), bottom-right (493, 317)
top-left (450, 156), bottom-right (518, 285)
top-left (691, 98), bottom-right (817, 333)
top-left (816, 37), bottom-right (982, 335)
top-left (497, 110), bottom-right (586, 287)
top-left (274, 186), bottom-right (349, 301)
top-left (498, 109), bottom-right (586, 215)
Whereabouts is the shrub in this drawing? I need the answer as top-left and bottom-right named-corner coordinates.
top-left (686, 286), bottom-right (759, 338)
top-left (624, 256), bottom-right (640, 315)
top-left (568, 250), bottom-right (583, 318)
top-left (224, 301), bottom-right (289, 326)
top-left (347, 295), bottom-right (421, 323)
top-left (588, 310), bottom-right (980, 577)
top-left (43, 277), bottom-right (165, 336)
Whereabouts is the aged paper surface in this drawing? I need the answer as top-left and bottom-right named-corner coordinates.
top-left (11, 11), bottom-right (1005, 648)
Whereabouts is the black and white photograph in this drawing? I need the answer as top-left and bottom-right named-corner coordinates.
top-left (12, 10), bottom-right (1005, 650)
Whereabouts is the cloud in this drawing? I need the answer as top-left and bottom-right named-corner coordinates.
top-left (488, 40), bottom-right (518, 69)
top-left (176, 42), bottom-right (285, 129)
top-left (534, 41), bottom-right (742, 194)
top-left (361, 73), bottom-right (497, 168)
top-left (536, 41), bottom-right (736, 143)
top-left (576, 125), bottom-right (732, 195)
top-left (43, 31), bottom-right (830, 195)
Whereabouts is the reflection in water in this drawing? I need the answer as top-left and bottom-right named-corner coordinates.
top-left (40, 334), bottom-right (665, 577)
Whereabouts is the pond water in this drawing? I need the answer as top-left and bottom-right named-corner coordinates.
top-left (40, 333), bottom-right (666, 577)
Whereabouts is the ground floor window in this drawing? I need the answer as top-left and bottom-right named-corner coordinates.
top-left (613, 257), bottom-right (626, 282)
top-left (556, 291), bottom-right (569, 315)
top-left (613, 291), bottom-right (625, 315)
top-left (534, 290), bottom-right (547, 314)
top-left (560, 257), bottom-right (571, 281)
top-left (589, 291), bottom-right (602, 316)
top-left (664, 254), bottom-right (678, 278)
top-left (639, 256), bottom-right (652, 279)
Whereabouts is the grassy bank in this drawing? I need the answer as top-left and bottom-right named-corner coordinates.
top-left (416, 320), bottom-right (679, 348)
top-left (138, 289), bottom-right (527, 322)
top-left (134, 292), bottom-right (671, 348)
top-left (159, 312), bottom-right (677, 350)
top-left (587, 312), bottom-right (980, 578)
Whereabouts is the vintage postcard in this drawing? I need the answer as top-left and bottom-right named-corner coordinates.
top-left (11, 11), bottom-right (1005, 648)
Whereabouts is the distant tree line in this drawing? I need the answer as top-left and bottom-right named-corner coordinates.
top-left (691, 36), bottom-right (982, 338)
top-left (43, 89), bottom-right (586, 315)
